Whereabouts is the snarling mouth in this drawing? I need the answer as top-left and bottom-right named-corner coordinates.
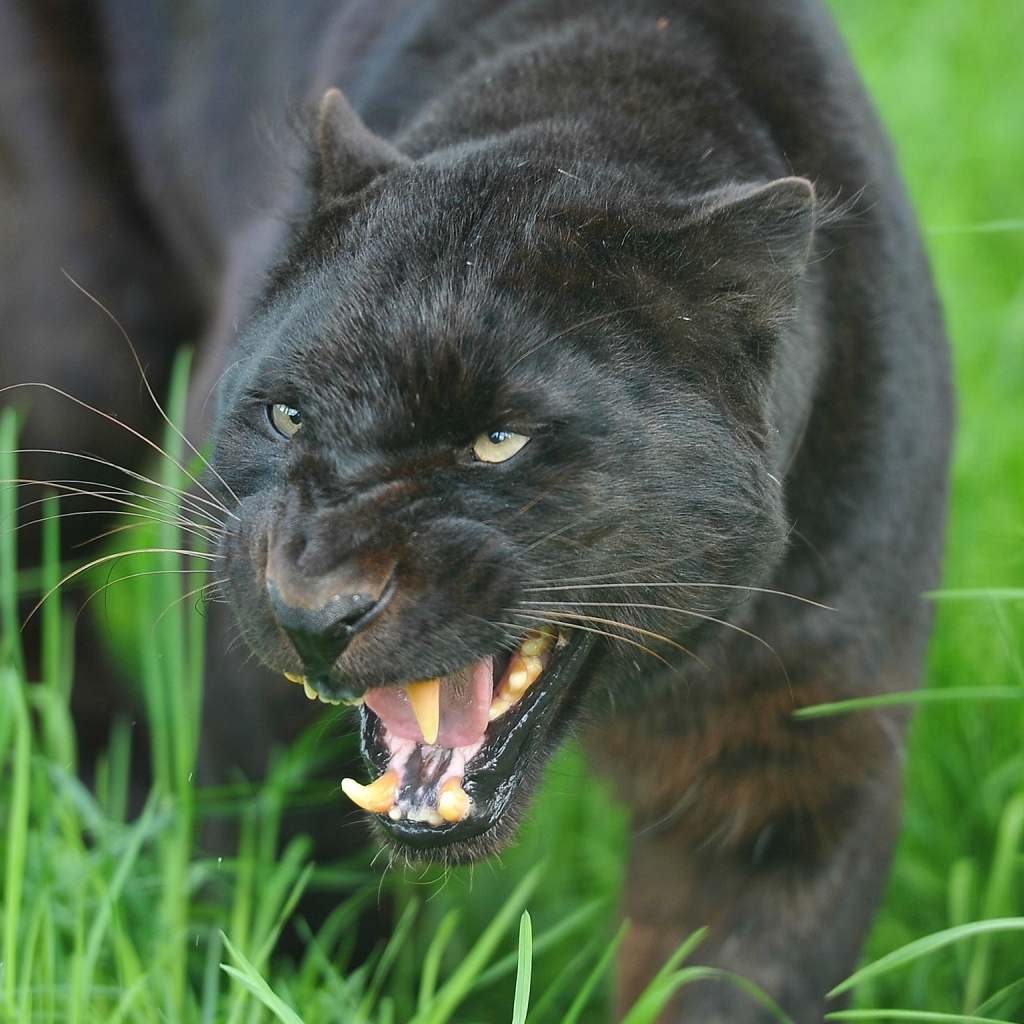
top-left (283, 626), bottom-right (595, 851)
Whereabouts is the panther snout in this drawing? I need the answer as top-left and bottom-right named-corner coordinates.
top-left (264, 528), bottom-right (396, 685)
top-left (265, 573), bottom-right (397, 686)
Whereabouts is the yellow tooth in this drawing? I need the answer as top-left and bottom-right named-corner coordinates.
top-left (302, 680), bottom-right (318, 700)
top-left (506, 658), bottom-right (530, 694)
top-left (341, 770), bottom-right (399, 814)
top-left (522, 655), bottom-right (544, 683)
top-left (284, 672), bottom-right (306, 684)
top-left (437, 778), bottom-right (471, 823)
top-left (489, 695), bottom-right (513, 720)
top-left (520, 628), bottom-right (555, 657)
top-left (405, 678), bottom-right (441, 745)
top-left (318, 693), bottom-right (341, 705)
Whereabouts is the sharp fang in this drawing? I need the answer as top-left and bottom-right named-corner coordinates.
top-left (405, 678), bottom-right (441, 744)
top-left (341, 770), bottom-right (399, 814)
top-left (520, 627), bottom-right (556, 657)
top-left (284, 672), bottom-right (306, 684)
top-left (302, 680), bottom-right (318, 700)
top-left (438, 778), bottom-right (471, 822)
top-left (489, 636), bottom-right (552, 720)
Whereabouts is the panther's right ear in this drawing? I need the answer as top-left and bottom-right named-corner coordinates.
top-left (312, 88), bottom-right (411, 201)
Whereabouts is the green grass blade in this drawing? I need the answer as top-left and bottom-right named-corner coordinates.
top-left (412, 862), bottom-right (544, 1024)
top-left (829, 920), bottom-right (1024, 998)
top-left (512, 912), bottom-right (533, 1024)
top-left (558, 920), bottom-right (629, 1024)
top-left (473, 899), bottom-right (605, 991)
top-left (826, 1013), bottom-right (1015, 1024)
top-left (358, 896), bottom-right (420, 1019)
top-left (975, 978), bottom-right (1024, 1019)
top-left (794, 688), bottom-right (1024, 719)
top-left (2, 667), bottom-right (32, 1012)
top-left (222, 934), bottom-right (308, 1024)
top-left (418, 909), bottom-right (461, 1013)
top-left (0, 408), bottom-right (24, 672)
top-left (963, 796), bottom-right (1024, 1010)
top-left (77, 794), bottom-right (160, 1008)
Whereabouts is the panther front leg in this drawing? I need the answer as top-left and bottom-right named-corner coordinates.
top-left (590, 679), bottom-right (907, 1023)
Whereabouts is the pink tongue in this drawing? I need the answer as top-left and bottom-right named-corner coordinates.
top-left (364, 658), bottom-right (494, 748)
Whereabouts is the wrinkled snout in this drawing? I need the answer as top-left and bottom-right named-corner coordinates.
top-left (264, 525), bottom-right (394, 679)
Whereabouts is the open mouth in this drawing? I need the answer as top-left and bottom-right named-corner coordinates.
top-left (283, 626), bottom-right (595, 849)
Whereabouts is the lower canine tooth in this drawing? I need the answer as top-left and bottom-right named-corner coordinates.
top-left (405, 678), bottom-right (441, 745)
top-left (437, 778), bottom-right (471, 822)
top-left (341, 770), bottom-right (399, 814)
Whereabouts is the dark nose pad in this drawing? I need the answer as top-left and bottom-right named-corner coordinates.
top-left (266, 578), bottom-right (384, 676)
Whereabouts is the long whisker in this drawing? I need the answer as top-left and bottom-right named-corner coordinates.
top-left (24, 547), bottom-right (224, 626)
top-left (60, 271), bottom-right (243, 509)
top-left (79, 568), bottom-right (219, 618)
top-left (526, 608), bottom-right (704, 667)
top-left (523, 581), bottom-right (835, 611)
top-left (0, 385), bottom-right (237, 520)
top-left (8, 474), bottom-right (228, 531)
top-left (7, 482), bottom-right (225, 537)
top-left (11, 445), bottom-right (232, 523)
top-left (511, 611), bottom-right (677, 671)
top-left (151, 577), bottom-right (231, 629)
top-left (525, 597), bottom-right (784, 673)
top-left (63, 517), bottom-right (218, 549)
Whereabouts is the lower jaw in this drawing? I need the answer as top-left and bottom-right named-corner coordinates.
top-left (359, 630), bottom-right (597, 852)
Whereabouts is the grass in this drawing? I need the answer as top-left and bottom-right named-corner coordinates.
top-left (2, 0), bottom-right (1024, 1020)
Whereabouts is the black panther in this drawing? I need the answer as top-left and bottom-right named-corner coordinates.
top-left (0, 0), bottom-right (953, 1019)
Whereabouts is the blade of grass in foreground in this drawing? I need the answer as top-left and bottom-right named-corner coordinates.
top-left (793, 688), bottom-right (1024, 720)
top-left (826, 1013), bottom-right (1015, 1024)
top-left (410, 863), bottom-right (543, 1024)
top-left (512, 912), bottom-right (533, 1024)
top-left (829, 921), bottom-right (1024, 998)
top-left (222, 934), bottom-right (307, 1024)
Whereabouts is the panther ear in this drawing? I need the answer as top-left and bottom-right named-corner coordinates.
top-left (312, 88), bottom-right (411, 201)
top-left (679, 176), bottom-right (816, 325)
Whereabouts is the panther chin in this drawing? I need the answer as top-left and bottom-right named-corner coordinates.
top-left (283, 627), bottom-right (595, 860)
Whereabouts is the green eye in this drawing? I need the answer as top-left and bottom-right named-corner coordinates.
top-left (269, 403), bottom-right (302, 438)
top-left (472, 429), bottom-right (530, 463)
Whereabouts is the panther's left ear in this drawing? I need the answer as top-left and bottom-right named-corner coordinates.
top-left (684, 176), bottom-right (816, 322)
top-left (311, 88), bottom-right (411, 201)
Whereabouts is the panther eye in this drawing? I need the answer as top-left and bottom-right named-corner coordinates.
top-left (472, 429), bottom-right (530, 463)
top-left (268, 403), bottom-right (302, 438)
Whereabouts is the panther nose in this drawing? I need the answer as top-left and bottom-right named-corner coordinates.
top-left (265, 576), bottom-right (390, 674)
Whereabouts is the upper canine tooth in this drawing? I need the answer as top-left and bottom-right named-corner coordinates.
top-left (341, 770), bottom-right (399, 814)
top-left (489, 694), bottom-right (513, 720)
top-left (520, 628), bottom-right (555, 657)
top-left (284, 672), bottom-right (306, 684)
top-left (302, 680), bottom-right (318, 700)
top-left (405, 678), bottom-right (441, 745)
